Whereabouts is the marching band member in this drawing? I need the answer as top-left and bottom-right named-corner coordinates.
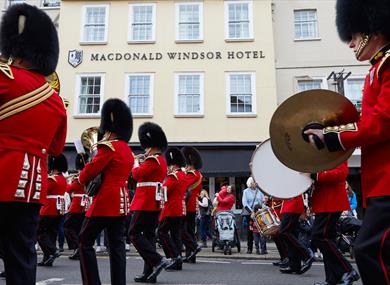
top-left (304, 0), bottom-right (390, 283)
top-left (278, 195), bottom-right (314, 275)
top-left (310, 161), bottom-right (359, 285)
top-left (129, 122), bottom-right (171, 283)
top-left (182, 147), bottom-right (203, 263)
top-left (0, 4), bottom-right (67, 284)
top-left (158, 147), bottom-right (188, 271)
top-left (64, 154), bottom-right (89, 261)
top-left (77, 99), bottom-right (133, 285)
top-left (37, 154), bottom-right (68, 266)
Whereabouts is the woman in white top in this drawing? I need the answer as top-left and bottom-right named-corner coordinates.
top-left (198, 190), bottom-right (212, 247)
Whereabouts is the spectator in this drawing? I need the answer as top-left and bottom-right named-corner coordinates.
top-left (215, 185), bottom-right (235, 212)
top-left (346, 183), bottom-right (358, 218)
top-left (250, 204), bottom-right (267, 255)
top-left (198, 190), bottom-right (213, 247)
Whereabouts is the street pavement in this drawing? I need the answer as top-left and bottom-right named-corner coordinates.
top-left (0, 242), bottom-right (363, 285)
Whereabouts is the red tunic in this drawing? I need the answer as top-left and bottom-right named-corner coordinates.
top-left (130, 154), bottom-right (167, 211)
top-left (311, 161), bottom-right (350, 213)
top-left (40, 174), bottom-right (67, 216)
top-left (272, 199), bottom-right (283, 219)
top-left (324, 49), bottom-right (390, 207)
top-left (67, 180), bottom-right (88, 214)
top-left (0, 66), bottom-right (67, 204)
top-left (185, 169), bottom-right (203, 213)
top-left (159, 169), bottom-right (187, 220)
top-left (281, 195), bottom-right (304, 214)
top-left (79, 140), bottom-right (134, 217)
top-left (216, 187), bottom-right (235, 211)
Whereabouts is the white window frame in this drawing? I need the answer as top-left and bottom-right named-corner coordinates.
top-left (293, 9), bottom-right (320, 41)
top-left (80, 4), bottom-right (109, 44)
top-left (74, 73), bottom-right (105, 118)
top-left (174, 72), bottom-right (204, 117)
top-left (128, 3), bottom-right (156, 43)
top-left (175, 2), bottom-right (203, 42)
top-left (6, 0), bottom-right (25, 7)
top-left (344, 75), bottom-right (365, 110)
top-left (41, 0), bottom-right (60, 8)
top-left (225, 71), bottom-right (257, 117)
top-left (295, 76), bottom-right (327, 93)
top-left (125, 73), bottom-right (154, 117)
top-left (224, 0), bottom-right (254, 41)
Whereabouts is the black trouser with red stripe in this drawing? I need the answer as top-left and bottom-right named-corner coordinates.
top-left (182, 212), bottom-right (198, 258)
top-left (312, 212), bottom-right (353, 284)
top-left (158, 216), bottom-right (183, 258)
top-left (279, 213), bottom-right (311, 271)
top-left (272, 232), bottom-right (289, 260)
top-left (0, 202), bottom-right (40, 285)
top-left (129, 211), bottom-right (162, 276)
top-left (64, 213), bottom-right (85, 250)
top-left (37, 215), bottom-right (63, 258)
top-left (355, 196), bottom-right (390, 285)
top-left (79, 216), bottom-right (126, 285)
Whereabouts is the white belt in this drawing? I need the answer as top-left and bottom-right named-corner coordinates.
top-left (72, 194), bottom-right (86, 198)
top-left (46, 195), bottom-right (64, 199)
top-left (137, 182), bottom-right (161, 187)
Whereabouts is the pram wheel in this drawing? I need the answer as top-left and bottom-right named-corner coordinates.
top-left (228, 245), bottom-right (232, 255)
top-left (235, 229), bottom-right (241, 253)
top-left (211, 239), bottom-right (216, 252)
top-left (223, 244), bottom-right (228, 255)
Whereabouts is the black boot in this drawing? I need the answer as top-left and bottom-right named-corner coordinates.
top-left (166, 256), bottom-right (182, 271)
top-left (134, 273), bottom-right (156, 283)
top-left (69, 249), bottom-right (79, 260)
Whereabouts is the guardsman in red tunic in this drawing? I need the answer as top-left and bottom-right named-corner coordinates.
top-left (129, 122), bottom-right (171, 283)
top-left (37, 154), bottom-right (68, 266)
top-left (0, 4), bottom-right (66, 285)
top-left (76, 99), bottom-right (133, 285)
top-left (310, 161), bottom-right (359, 285)
top-left (304, 1), bottom-right (390, 284)
top-left (158, 147), bottom-right (188, 271)
top-left (271, 199), bottom-right (289, 267)
top-left (279, 195), bottom-right (314, 275)
top-left (64, 154), bottom-right (89, 261)
top-left (182, 147), bottom-right (203, 263)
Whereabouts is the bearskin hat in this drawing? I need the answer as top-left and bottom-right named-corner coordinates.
top-left (99, 98), bottom-right (133, 142)
top-left (0, 3), bottom-right (59, 76)
top-left (52, 154), bottom-right (68, 173)
top-left (165, 147), bottom-right (185, 167)
top-left (182, 147), bottom-right (202, 170)
top-left (75, 153), bottom-right (88, 170)
top-left (138, 122), bottom-right (168, 151)
top-left (336, 0), bottom-right (390, 42)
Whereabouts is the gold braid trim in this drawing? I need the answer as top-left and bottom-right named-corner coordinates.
top-left (0, 62), bottom-right (14, 79)
top-left (377, 50), bottom-right (390, 79)
top-left (96, 140), bottom-right (117, 152)
top-left (145, 155), bottom-right (161, 165)
top-left (168, 172), bottom-right (178, 180)
top-left (188, 173), bottom-right (203, 191)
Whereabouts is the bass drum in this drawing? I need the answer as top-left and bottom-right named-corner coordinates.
top-left (250, 139), bottom-right (313, 199)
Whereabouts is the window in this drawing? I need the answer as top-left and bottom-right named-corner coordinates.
top-left (226, 72), bottom-right (256, 115)
top-left (126, 74), bottom-right (154, 116)
top-left (297, 79), bottom-right (323, 92)
top-left (128, 3), bottom-right (156, 42)
top-left (76, 74), bottom-right (104, 115)
top-left (175, 73), bottom-right (204, 116)
top-left (294, 9), bottom-right (319, 40)
top-left (176, 2), bottom-right (203, 41)
top-left (345, 78), bottom-right (364, 111)
top-left (7, 0), bottom-right (25, 6)
top-left (81, 5), bottom-right (109, 43)
top-left (42, 0), bottom-right (60, 7)
top-left (225, 1), bottom-right (253, 40)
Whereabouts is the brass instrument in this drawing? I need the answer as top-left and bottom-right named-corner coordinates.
top-left (81, 127), bottom-right (99, 153)
top-left (45, 71), bottom-right (70, 109)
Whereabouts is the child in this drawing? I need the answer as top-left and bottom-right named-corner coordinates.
top-left (250, 204), bottom-right (268, 255)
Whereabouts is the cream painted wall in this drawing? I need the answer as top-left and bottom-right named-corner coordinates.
top-left (58, 0), bottom-right (277, 144)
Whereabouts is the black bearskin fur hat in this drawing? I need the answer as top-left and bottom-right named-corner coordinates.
top-left (182, 147), bottom-right (202, 170)
top-left (99, 98), bottom-right (133, 142)
top-left (52, 154), bottom-right (68, 173)
top-left (75, 153), bottom-right (88, 170)
top-left (138, 122), bottom-right (168, 151)
top-left (0, 3), bottom-right (59, 76)
top-left (336, 0), bottom-right (390, 42)
top-left (165, 147), bottom-right (185, 167)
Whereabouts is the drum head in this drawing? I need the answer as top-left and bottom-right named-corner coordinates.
top-left (250, 139), bottom-right (312, 199)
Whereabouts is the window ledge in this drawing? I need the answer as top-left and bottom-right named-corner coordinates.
top-left (294, 37), bottom-right (321, 42)
top-left (80, 41), bottom-right (108, 46)
top-left (73, 114), bottom-right (101, 119)
top-left (127, 40), bottom-right (156, 44)
top-left (226, 113), bottom-right (257, 118)
top-left (174, 114), bottom-right (204, 118)
top-left (175, 39), bottom-right (204, 44)
top-left (132, 114), bottom-right (153, 118)
top-left (40, 6), bottom-right (60, 10)
top-left (225, 38), bottom-right (254, 43)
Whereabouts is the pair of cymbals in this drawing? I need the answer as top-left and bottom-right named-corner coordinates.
top-left (269, 89), bottom-right (359, 173)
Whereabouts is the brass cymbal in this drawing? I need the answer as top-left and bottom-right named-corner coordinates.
top-left (269, 89), bottom-right (359, 173)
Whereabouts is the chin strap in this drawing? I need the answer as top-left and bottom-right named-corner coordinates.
top-left (355, 34), bottom-right (371, 59)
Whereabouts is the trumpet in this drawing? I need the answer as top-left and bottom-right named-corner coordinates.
top-left (133, 152), bottom-right (147, 164)
top-left (65, 172), bottom-right (80, 183)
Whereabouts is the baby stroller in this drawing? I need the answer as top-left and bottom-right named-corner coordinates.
top-left (211, 211), bottom-right (241, 255)
top-left (336, 213), bottom-right (362, 258)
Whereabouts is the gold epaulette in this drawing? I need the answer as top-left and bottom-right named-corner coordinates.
top-left (377, 50), bottom-right (390, 79)
top-left (323, 123), bottom-right (358, 134)
top-left (186, 169), bottom-right (196, 175)
top-left (96, 140), bottom-right (116, 151)
top-left (145, 154), bottom-right (160, 165)
top-left (0, 62), bottom-right (14, 80)
top-left (168, 171), bottom-right (179, 180)
top-left (48, 174), bottom-right (57, 182)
